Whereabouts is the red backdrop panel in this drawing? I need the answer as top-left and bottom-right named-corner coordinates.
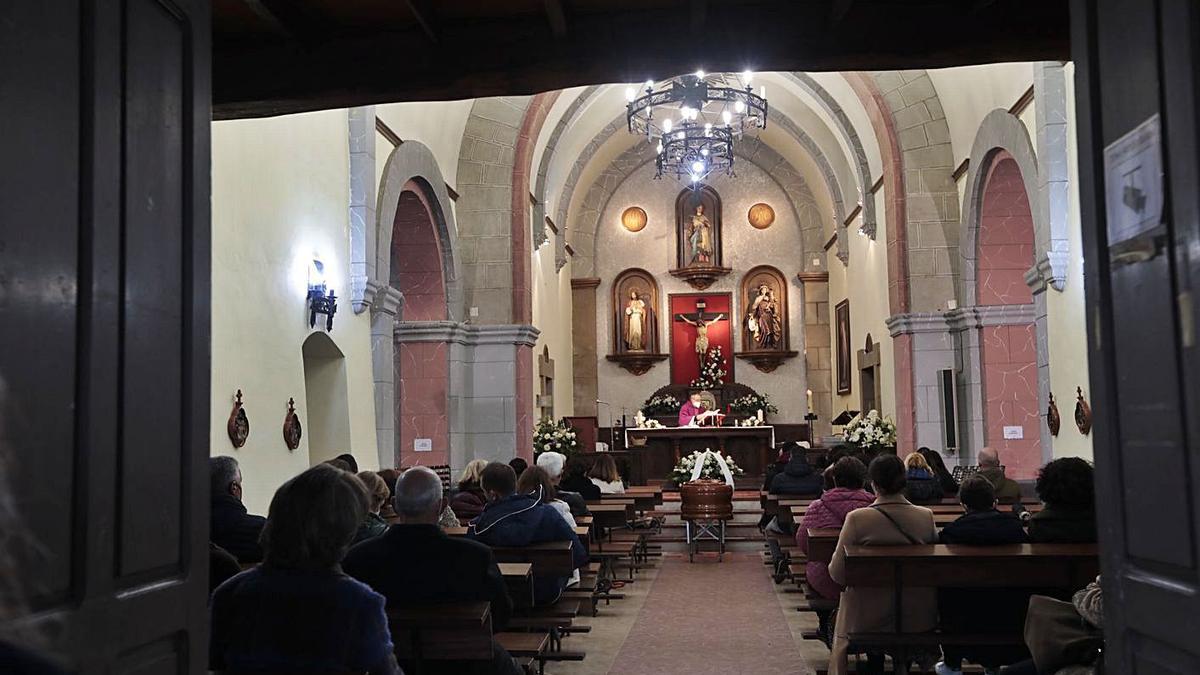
top-left (669, 293), bottom-right (733, 386)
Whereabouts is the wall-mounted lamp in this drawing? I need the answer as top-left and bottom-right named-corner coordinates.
top-left (307, 257), bottom-right (338, 330)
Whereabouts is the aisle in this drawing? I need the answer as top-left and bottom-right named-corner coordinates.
top-left (606, 552), bottom-right (811, 675)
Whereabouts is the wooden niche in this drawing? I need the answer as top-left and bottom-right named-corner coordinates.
top-left (735, 265), bottom-right (798, 373)
top-left (606, 268), bottom-right (668, 375)
top-left (669, 185), bottom-right (731, 290)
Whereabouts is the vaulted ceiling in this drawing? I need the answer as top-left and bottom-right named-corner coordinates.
top-left (212, 0), bottom-right (1069, 119)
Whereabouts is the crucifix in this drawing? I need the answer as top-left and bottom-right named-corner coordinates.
top-left (674, 299), bottom-right (726, 371)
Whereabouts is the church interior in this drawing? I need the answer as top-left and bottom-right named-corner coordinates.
top-left (3, 0), bottom-right (1199, 673)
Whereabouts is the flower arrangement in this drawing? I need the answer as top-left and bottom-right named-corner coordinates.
top-left (533, 417), bottom-right (580, 456)
top-left (641, 393), bottom-right (681, 416)
top-left (728, 392), bottom-right (778, 417)
top-left (843, 410), bottom-right (897, 450)
top-left (690, 346), bottom-right (728, 389)
top-left (670, 449), bottom-right (744, 485)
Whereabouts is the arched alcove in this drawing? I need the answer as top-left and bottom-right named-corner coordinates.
top-left (301, 332), bottom-right (352, 466)
top-left (391, 179), bottom-right (451, 468)
top-left (975, 150), bottom-right (1041, 478)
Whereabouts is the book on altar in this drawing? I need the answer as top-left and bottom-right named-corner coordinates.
top-left (688, 410), bottom-right (725, 427)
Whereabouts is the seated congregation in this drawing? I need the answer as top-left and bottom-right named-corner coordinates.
top-left (762, 441), bottom-right (1100, 675)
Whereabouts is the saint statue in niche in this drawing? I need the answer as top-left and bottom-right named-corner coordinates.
top-left (686, 205), bottom-right (714, 266)
top-left (624, 289), bottom-right (647, 351)
top-left (746, 284), bottom-right (782, 349)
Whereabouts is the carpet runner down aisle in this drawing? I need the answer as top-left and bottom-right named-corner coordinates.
top-left (607, 552), bottom-right (812, 674)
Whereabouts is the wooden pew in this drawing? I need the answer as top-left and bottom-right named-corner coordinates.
top-left (389, 602), bottom-right (547, 674)
top-left (839, 543), bottom-right (1099, 674)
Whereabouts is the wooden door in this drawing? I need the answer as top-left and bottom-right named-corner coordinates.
top-left (1072, 0), bottom-right (1200, 669)
top-left (0, 0), bottom-right (211, 672)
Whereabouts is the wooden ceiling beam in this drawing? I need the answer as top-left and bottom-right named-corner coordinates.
top-left (240, 0), bottom-right (319, 40)
top-left (405, 0), bottom-right (440, 44)
top-left (543, 0), bottom-right (568, 40)
top-left (212, 1), bottom-right (1070, 118)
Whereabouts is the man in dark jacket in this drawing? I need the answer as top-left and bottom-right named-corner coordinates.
top-left (976, 446), bottom-right (1022, 502)
top-left (468, 462), bottom-right (588, 606)
top-left (209, 456), bottom-right (267, 563)
top-left (344, 466), bottom-right (520, 675)
top-left (769, 442), bottom-right (823, 496)
top-left (935, 475), bottom-right (1029, 675)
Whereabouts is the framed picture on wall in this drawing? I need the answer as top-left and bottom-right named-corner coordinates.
top-left (835, 299), bottom-right (852, 394)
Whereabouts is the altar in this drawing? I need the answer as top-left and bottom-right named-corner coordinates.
top-left (624, 425), bottom-right (775, 485)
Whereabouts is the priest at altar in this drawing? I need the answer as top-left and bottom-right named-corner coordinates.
top-left (677, 392), bottom-right (722, 427)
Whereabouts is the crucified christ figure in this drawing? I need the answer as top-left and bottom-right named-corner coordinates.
top-left (679, 313), bottom-right (724, 370)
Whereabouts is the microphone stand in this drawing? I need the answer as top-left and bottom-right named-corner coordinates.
top-left (596, 399), bottom-right (615, 451)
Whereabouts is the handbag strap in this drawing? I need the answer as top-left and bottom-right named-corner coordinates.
top-left (871, 504), bottom-right (922, 544)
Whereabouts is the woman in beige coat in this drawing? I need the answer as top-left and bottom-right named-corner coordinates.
top-left (828, 454), bottom-right (938, 674)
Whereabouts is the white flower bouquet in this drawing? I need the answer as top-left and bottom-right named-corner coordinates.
top-left (670, 449), bottom-right (744, 485)
top-left (843, 409), bottom-right (897, 450)
top-left (533, 417), bottom-right (580, 456)
top-left (690, 346), bottom-right (728, 389)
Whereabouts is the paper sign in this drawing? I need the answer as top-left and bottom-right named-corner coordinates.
top-left (1104, 114), bottom-right (1163, 246)
top-left (1002, 426), bottom-right (1024, 440)
top-left (413, 438), bottom-right (432, 452)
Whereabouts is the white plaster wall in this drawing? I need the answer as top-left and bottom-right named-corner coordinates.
top-left (531, 241), bottom-right (575, 419)
top-left (375, 100), bottom-right (474, 189)
top-left (1046, 63), bottom-right (1093, 460)
top-left (929, 63), bottom-right (1036, 168)
top-left (827, 190), bottom-right (895, 419)
top-left (211, 110), bottom-right (379, 514)
top-left (594, 160), bottom-right (816, 421)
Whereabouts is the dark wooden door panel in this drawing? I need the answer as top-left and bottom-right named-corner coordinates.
top-left (119, 0), bottom-right (188, 581)
top-left (0, 0), bottom-right (83, 609)
top-left (1073, 0), bottom-right (1200, 669)
top-left (1, 0), bottom-right (210, 672)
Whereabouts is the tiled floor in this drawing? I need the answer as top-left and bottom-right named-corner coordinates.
top-left (552, 505), bottom-right (827, 674)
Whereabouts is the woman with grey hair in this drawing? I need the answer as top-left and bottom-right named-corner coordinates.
top-left (209, 464), bottom-right (399, 674)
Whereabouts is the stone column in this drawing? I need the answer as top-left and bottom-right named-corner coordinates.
top-left (348, 106), bottom-right (377, 313)
top-left (369, 286), bottom-right (403, 468)
top-left (571, 277), bottom-right (601, 417)
top-left (797, 272), bottom-right (832, 439)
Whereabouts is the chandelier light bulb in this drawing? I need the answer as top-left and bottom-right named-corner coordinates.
top-left (695, 70), bottom-right (705, 79)
top-left (701, 147), bottom-right (709, 156)
top-left (692, 160), bottom-right (705, 173)
top-left (663, 117), bottom-right (673, 133)
top-left (742, 71), bottom-right (754, 85)
top-left (625, 87), bottom-right (636, 102)
top-left (760, 85), bottom-right (766, 98)
top-left (690, 172), bottom-right (700, 183)
top-left (656, 141), bottom-right (664, 154)
top-left (722, 110), bottom-right (732, 125)
top-left (645, 79), bottom-right (654, 90)
top-left (734, 99), bottom-right (746, 113)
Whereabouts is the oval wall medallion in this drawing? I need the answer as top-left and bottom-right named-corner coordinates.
top-left (621, 206), bottom-right (648, 232)
top-left (283, 397), bottom-right (303, 450)
top-left (747, 202), bottom-right (775, 229)
top-left (227, 389), bottom-right (250, 448)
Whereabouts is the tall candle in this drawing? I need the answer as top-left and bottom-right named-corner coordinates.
top-left (806, 389), bottom-right (814, 413)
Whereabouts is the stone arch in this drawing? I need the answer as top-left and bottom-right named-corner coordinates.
top-left (555, 108), bottom-right (844, 278)
top-left (843, 70), bottom-right (958, 455)
top-left (389, 179), bottom-right (452, 468)
top-left (958, 109), bottom-right (1043, 307)
top-left (376, 141), bottom-right (463, 321)
top-left (966, 149), bottom-right (1043, 478)
top-left (571, 138), bottom-right (823, 281)
top-left (370, 140), bottom-right (461, 469)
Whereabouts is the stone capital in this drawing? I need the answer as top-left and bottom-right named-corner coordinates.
top-left (369, 283), bottom-right (404, 317)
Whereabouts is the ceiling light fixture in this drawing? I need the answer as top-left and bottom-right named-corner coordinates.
top-left (626, 71), bottom-right (767, 186)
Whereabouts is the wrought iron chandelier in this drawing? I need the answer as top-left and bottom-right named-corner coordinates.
top-left (626, 71), bottom-right (768, 185)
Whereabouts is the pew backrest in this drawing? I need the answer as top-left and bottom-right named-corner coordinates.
top-left (388, 602), bottom-right (494, 661)
top-left (841, 543), bottom-right (1099, 589)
